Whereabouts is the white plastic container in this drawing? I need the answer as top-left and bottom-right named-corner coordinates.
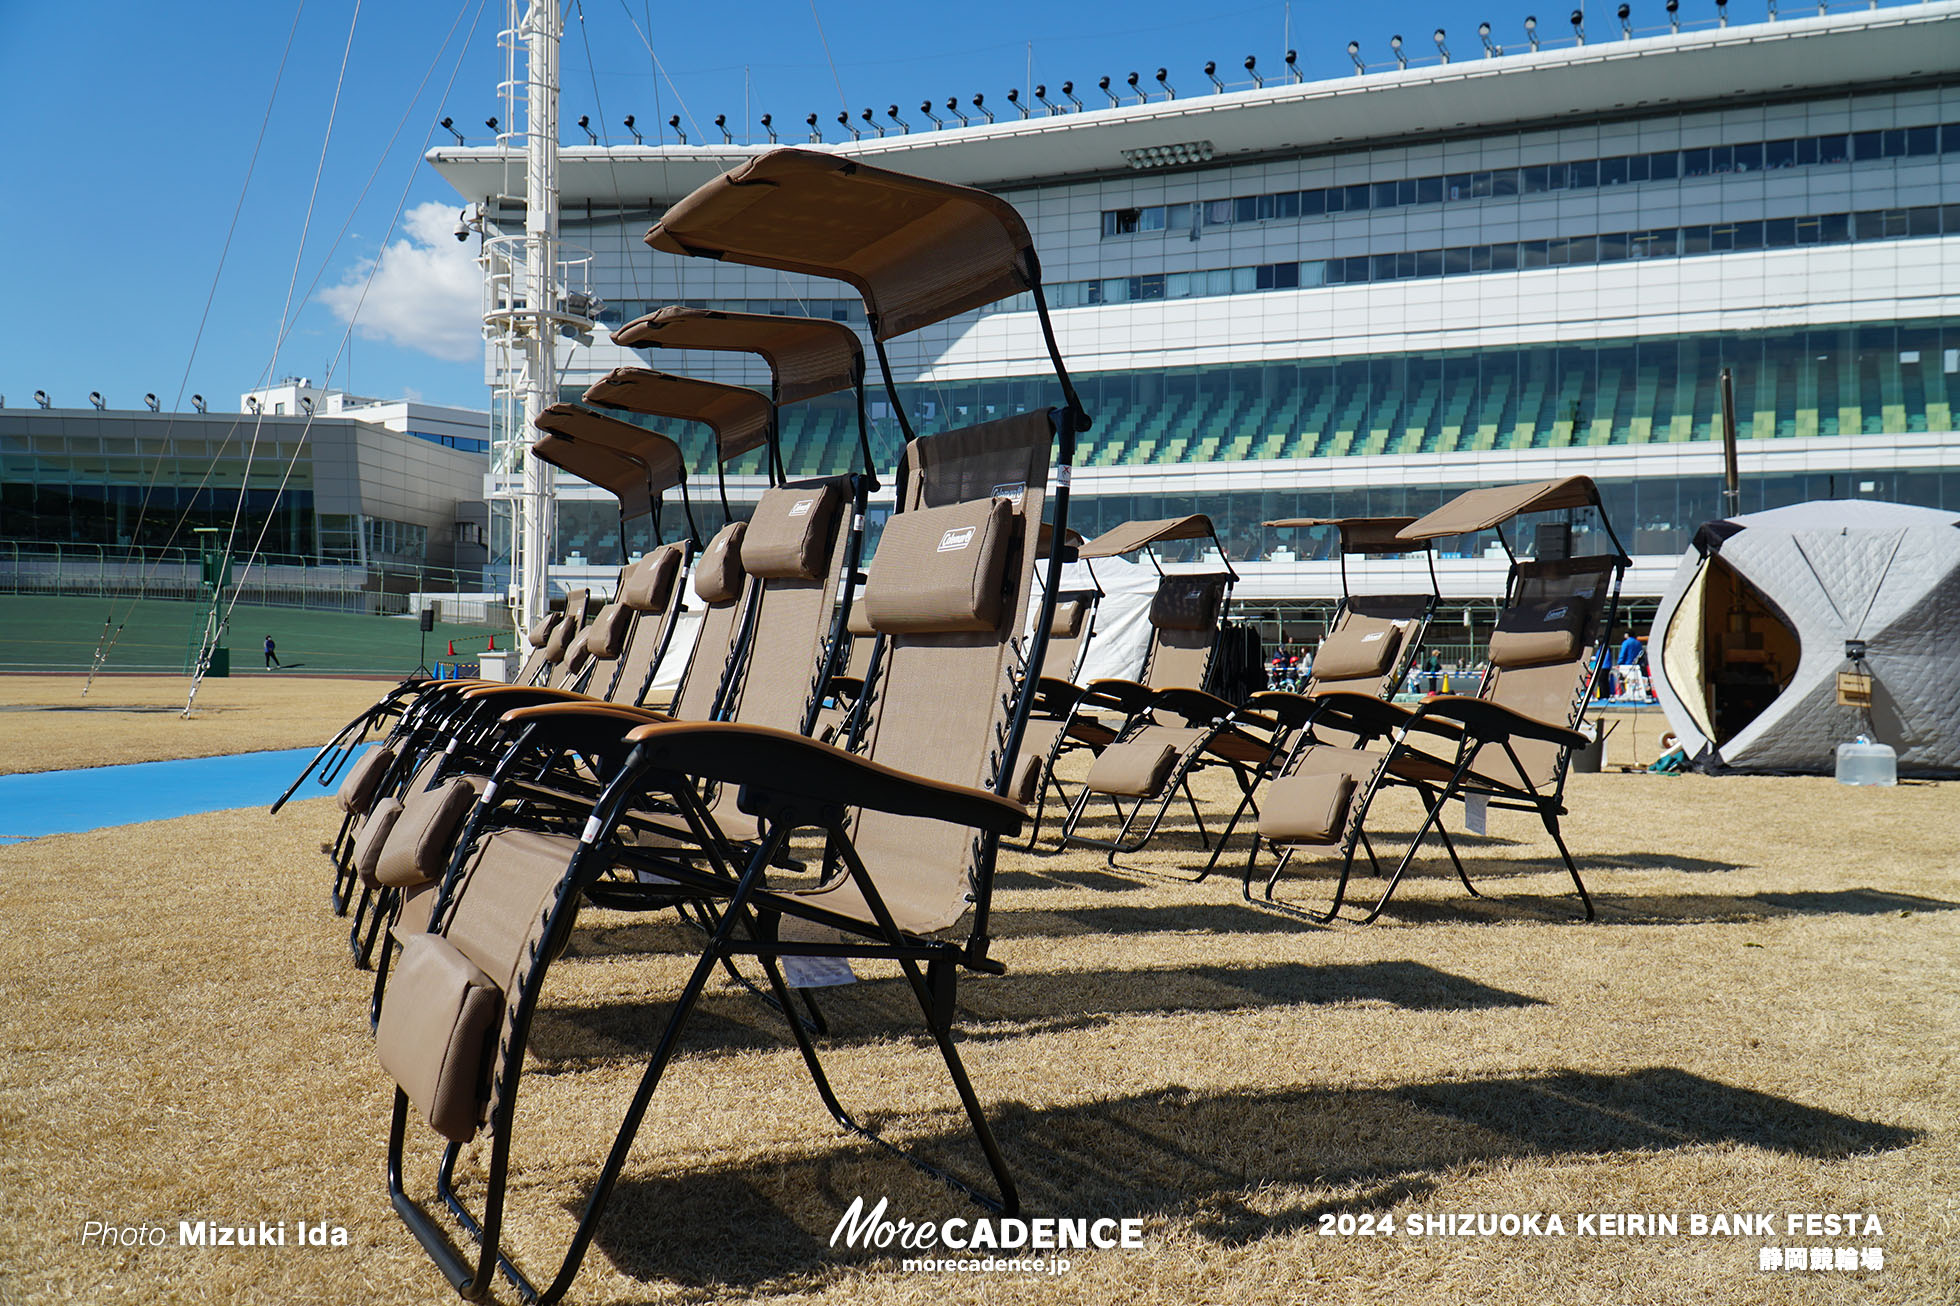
top-left (1835, 736), bottom-right (1897, 786)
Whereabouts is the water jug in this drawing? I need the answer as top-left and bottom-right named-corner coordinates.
top-left (1835, 736), bottom-right (1896, 786)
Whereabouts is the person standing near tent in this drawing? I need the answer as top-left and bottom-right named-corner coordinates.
top-left (263, 634), bottom-right (282, 670)
top-left (1615, 629), bottom-right (1646, 699)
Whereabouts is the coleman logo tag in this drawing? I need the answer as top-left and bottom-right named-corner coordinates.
top-left (789, 498), bottom-right (816, 517)
top-left (937, 527), bottom-right (977, 553)
top-left (1362, 631), bottom-right (1384, 642)
top-left (1545, 605), bottom-right (1568, 620)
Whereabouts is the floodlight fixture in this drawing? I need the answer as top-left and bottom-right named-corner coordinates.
top-left (1204, 60), bottom-right (1224, 91)
top-left (947, 96), bottom-right (969, 126)
top-left (972, 93), bottom-right (994, 122)
top-left (1435, 28), bottom-right (1451, 60)
top-left (485, 116), bottom-right (499, 134)
top-left (716, 113), bottom-right (733, 143)
top-left (439, 116), bottom-right (464, 144)
top-left (1244, 55), bottom-right (1263, 87)
top-left (1390, 34), bottom-right (1407, 68)
top-left (1156, 68), bottom-right (1175, 98)
top-left (1666, 0), bottom-right (1680, 31)
top-left (1525, 15), bottom-right (1541, 49)
top-left (1098, 76), bottom-right (1120, 106)
top-left (838, 111), bottom-right (859, 140)
top-left (1062, 80), bottom-right (1084, 110)
top-left (760, 113), bottom-right (777, 142)
top-left (576, 114), bottom-right (596, 143)
top-left (1034, 84), bottom-right (1058, 114)
top-left (624, 114), bottom-right (642, 143)
top-left (861, 107), bottom-right (884, 137)
top-left (145, 393), bottom-right (159, 412)
top-left (1570, 9), bottom-right (1586, 43)
top-left (1716, 0), bottom-right (1728, 26)
top-left (1480, 21), bottom-right (1502, 54)
top-left (806, 112), bottom-right (821, 141)
top-left (1347, 41), bottom-right (1366, 73)
top-left (90, 391), bottom-right (104, 410)
top-left (665, 115), bottom-right (682, 143)
top-left (889, 103), bottom-right (911, 131)
top-left (34, 390), bottom-right (49, 408)
top-left (1285, 49), bottom-right (1303, 82)
top-left (192, 394), bottom-right (206, 413)
top-left (922, 98), bottom-right (945, 126)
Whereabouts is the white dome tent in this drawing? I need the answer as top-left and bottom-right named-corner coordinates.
top-left (1648, 500), bottom-right (1960, 776)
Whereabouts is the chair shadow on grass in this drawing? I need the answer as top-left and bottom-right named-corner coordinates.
top-left (578, 1065), bottom-right (1917, 1297)
top-left (525, 958), bottom-right (1541, 1068)
top-left (1330, 883), bottom-right (1960, 928)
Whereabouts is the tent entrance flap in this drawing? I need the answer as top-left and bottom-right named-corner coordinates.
top-left (1700, 555), bottom-right (1801, 746)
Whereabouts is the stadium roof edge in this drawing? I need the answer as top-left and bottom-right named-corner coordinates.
top-left (431, 3), bottom-right (1960, 205)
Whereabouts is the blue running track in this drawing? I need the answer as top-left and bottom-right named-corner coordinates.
top-left (0, 746), bottom-right (368, 844)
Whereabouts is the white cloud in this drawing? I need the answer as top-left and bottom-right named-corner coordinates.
top-left (321, 201), bottom-right (481, 363)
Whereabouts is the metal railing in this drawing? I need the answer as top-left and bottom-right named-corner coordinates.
top-left (0, 540), bottom-right (483, 616)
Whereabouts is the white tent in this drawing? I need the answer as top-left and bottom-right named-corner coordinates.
top-left (1648, 500), bottom-right (1960, 776)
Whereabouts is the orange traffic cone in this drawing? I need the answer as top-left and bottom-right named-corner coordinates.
top-left (486, 634), bottom-right (497, 651)
top-left (447, 639), bottom-right (456, 656)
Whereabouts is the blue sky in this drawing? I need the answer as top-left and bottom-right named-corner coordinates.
top-left (0, 0), bottom-right (1750, 417)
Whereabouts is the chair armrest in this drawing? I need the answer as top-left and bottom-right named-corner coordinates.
top-left (1306, 690), bottom-right (1416, 738)
top-left (1080, 677), bottom-right (1157, 714)
top-left (1150, 686), bottom-right (1242, 725)
top-left (1033, 676), bottom-right (1085, 715)
top-left (621, 721), bottom-right (1026, 835)
top-left (1408, 696), bottom-right (1587, 749)
top-left (495, 701), bottom-right (673, 756)
top-left (1247, 690), bottom-right (1321, 728)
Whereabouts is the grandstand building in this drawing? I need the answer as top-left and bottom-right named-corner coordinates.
top-left (432, 1), bottom-right (1960, 630)
top-left (0, 396), bottom-right (489, 606)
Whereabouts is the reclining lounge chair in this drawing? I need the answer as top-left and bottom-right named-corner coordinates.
top-left (1254, 478), bottom-right (1629, 922)
top-left (375, 145), bottom-right (1088, 1304)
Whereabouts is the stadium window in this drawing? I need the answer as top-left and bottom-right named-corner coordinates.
top-left (1766, 138), bottom-right (1797, 169)
top-left (1852, 130), bottom-right (1883, 161)
top-left (1488, 243), bottom-right (1518, 271)
top-left (1273, 191), bottom-right (1300, 220)
top-left (1519, 240), bottom-right (1549, 269)
top-left (1234, 195), bottom-right (1260, 223)
top-left (1138, 206), bottom-right (1167, 232)
top-left (1416, 176), bottom-right (1443, 205)
top-left (1734, 142), bottom-right (1764, 172)
top-left (1600, 156), bottom-right (1628, 186)
top-left (1709, 145), bottom-right (1735, 174)
top-left (1256, 194), bottom-right (1278, 221)
top-left (1107, 209), bottom-right (1141, 236)
top-left (1447, 172), bottom-right (1473, 201)
top-left (1569, 159), bottom-right (1598, 189)
top-left (1396, 178), bottom-right (1420, 205)
top-left (1231, 266), bottom-right (1259, 293)
top-left (1136, 273), bottom-right (1166, 300)
top-left (1490, 168), bottom-right (1520, 197)
top-left (1343, 183), bottom-right (1371, 212)
top-left (1946, 125), bottom-right (1960, 153)
top-left (1599, 231), bottom-right (1629, 260)
top-left (1731, 220), bottom-right (1763, 251)
top-left (1164, 203), bottom-right (1193, 232)
top-left (1880, 129), bottom-right (1907, 157)
top-left (1204, 199), bottom-right (1234, 225)
top-left (1415, 249), bottom-right (1443, 278)
top-left (1521, 164), bottom-right (1552, 194)
top-left (1395, 251), bottom-right (1419, 279)
top-left (1566, 235), bottom-right (1597, 264)
top-left (1273, 262), bottom-right (1301, 289)
top-left (1820, 212), bottom-right (1850, 242)
top-left (1322, 259), bottom-right (1347, 286)
top-left (1708, 223), bottom-right (1736, 252)
top-left (1646, 150), bottom-right (1678, 180)
top-left (1298, 260), bottom-right (1325, 288)
top-left (1444, 246), bottom-right (1472, 275)
top-left (1101, 277), bottom-right (1132, 303)
top-left (1905, 125), bottom-right (1938, 156)
top-left (1322, 187), bottom-right (1345, 214)
top-left (1681, 147), bottom-right (1711, 178)
top-left (1469, 244), bottom-right (1493, 272)
top-left (1546, 238), bottom-right (1570, 266)
top-left (1680, 225), bottom-right (1712, 255)
top-left (1342, 256), bottom-right (1373, 283)
top-left (1793, 216), bottom-right (1822, 246)
top-left (1205, 268), bottom-right (1234, 295)
top-left (1816, 134), bottom-right (1849, 164)
top-left (1908, 205), bottom-right (1939, 237)
top-left (1165, 271), bottom-right (1193, 299)
top-left (1299, 189), bottom-right (1325, 217)
top-left (1371, 181), bottom-right (1399, 210)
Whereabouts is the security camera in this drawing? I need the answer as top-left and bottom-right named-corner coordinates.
top-left (454, 213), bottom-right (470, 242)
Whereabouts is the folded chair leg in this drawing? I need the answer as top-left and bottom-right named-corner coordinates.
top-left (1179, 778), bottom-right (1211, 851)
top-left (353, 885), bottom-right (394, 970)
top-left (1543, 814), bottom-right (1596, 920)
top-left (1414, 785), bottom-right (1479, 898)
top-left (1355, 749), bottom-right (1480, 924)
top-left (347, 885), bottom-right (375, 962)
top-left (1199, 785), bottom-right (1260, 882)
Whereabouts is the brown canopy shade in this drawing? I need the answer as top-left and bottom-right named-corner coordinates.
top-left (1398, 476), bottom-right (1603, 541)
top-left (1035, 521), bottom-right (1085, 559)
top-left (612, 306), bottom-right (862, 407)
top-left (644, 148), bottom-right (1035, 341)
top-left (1265, 516), bottom-right (1421, 554)
top-left (531, 404), bottom-right (686, 522)
top-left (1078, 514), bottom-right (1221, 560)
top-left (581, 368), bottom-right (771, 464)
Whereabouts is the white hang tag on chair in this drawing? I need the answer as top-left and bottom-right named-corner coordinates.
top-left (781, 953), bottom-right (859, 989)
top-left (1464, 794), bottom-right (1488, 837)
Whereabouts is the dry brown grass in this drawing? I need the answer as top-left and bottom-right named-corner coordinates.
top-left (0, 675), bottom-right (389, 774)
top-left (0, 711), bottom-right (1955, 1305)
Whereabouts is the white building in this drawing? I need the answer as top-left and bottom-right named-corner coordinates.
top-left (430, 1), bottom-right (1960, 631)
